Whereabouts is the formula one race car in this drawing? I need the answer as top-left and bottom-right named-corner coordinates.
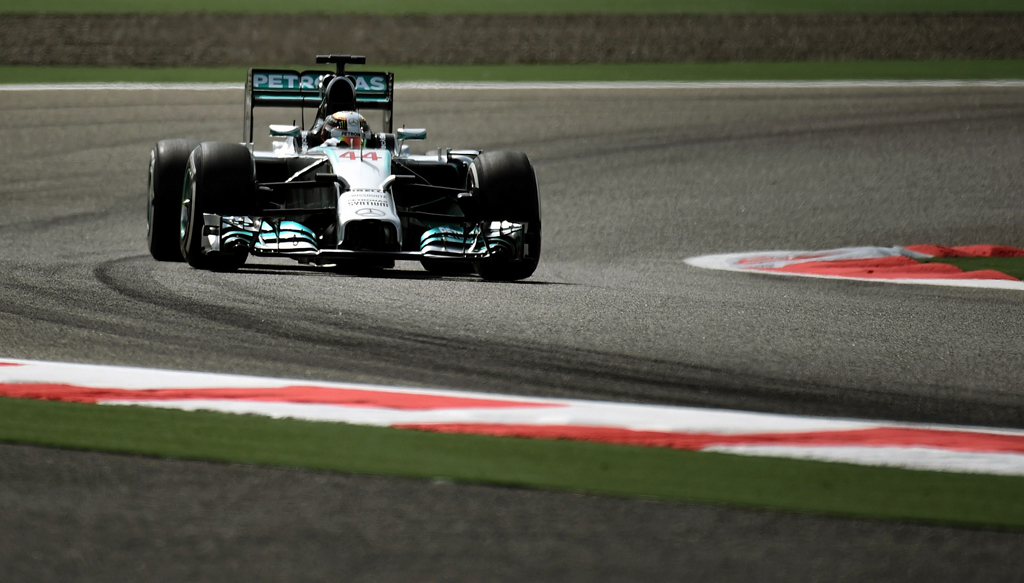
top-left (147, 54), bottom-right (541, 281)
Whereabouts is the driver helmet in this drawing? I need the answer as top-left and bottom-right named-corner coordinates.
top-left (321, 110), bottom-right (370, 148)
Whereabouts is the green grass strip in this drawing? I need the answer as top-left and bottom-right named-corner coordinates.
top-left (918, 257), bottom-right (1024, 280)
top-left (3, 61), bottom-right (1024, 85)
top-left (0, 0), bottom-right (1021, 13)
top-left (2, 396), bottom-right (1023, 529)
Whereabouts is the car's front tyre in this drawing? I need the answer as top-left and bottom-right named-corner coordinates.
top-left (469, 151), bottom-right (542, 282)
top-left (179, 142), bottom-right (255, 272)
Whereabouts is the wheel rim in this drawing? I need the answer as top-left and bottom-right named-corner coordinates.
top-left (180, 166), bottom-right (194, 245)
top-left (146, 153), bottom-right (155, 239)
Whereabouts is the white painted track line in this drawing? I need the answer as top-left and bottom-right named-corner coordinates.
top-left (2, 80), bottom-right (1024, 92)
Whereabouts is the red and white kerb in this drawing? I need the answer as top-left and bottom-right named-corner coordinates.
top-left (2, 358), bottom-right (1024, 476)
top-left (685, 245), bottom-right (1024, 289)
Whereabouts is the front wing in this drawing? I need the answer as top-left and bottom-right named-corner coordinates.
top-left (200, 214), bottom-right (529, 264)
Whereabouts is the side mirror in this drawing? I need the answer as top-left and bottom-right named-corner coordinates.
top-left (269, 124), bottom-right (301, 138)
top-left (396, 128), bottom-right (427, 141)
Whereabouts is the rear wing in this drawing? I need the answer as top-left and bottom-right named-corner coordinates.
top-left (243, 68), bottom-right (395, 143)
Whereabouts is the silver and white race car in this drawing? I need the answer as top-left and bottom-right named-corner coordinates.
top-left (147, 54), bottom-right (541, 281)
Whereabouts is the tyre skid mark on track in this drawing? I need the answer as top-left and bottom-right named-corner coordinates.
top-left (34, 254), bottom-right (1024, 430)
top-left (4, 358), bottom-right (1024, 477)
top-left (90, 256), bottom-right (835, 405)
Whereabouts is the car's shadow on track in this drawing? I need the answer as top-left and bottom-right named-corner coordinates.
top-left (237, 262), bottom-right (573, 285)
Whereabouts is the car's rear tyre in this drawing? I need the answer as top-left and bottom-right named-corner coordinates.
top-left (469, 151), bottom-right (542, 281)
top-left (179, 142), bottom-right (255, 271)
top-left (148, 139), bottom-right (201, 261)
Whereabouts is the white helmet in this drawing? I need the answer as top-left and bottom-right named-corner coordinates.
top-left (321, 110), bottom-right (370, 148)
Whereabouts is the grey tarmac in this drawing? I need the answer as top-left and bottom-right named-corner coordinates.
top-left (0, 85), bottom-right (1022, 580)
top-left (2, 443), bottom-right (1022, 583)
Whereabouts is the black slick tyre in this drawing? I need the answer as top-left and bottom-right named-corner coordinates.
top-left (470, 151), bottom-right (542, 281)
top-left (148, 139), bottom-right (201, 261)
top-left (179, 142), bottom-right (255, 271)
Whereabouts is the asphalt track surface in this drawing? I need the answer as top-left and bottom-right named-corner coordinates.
top-left (1, 85), bottom-right (1023, 580)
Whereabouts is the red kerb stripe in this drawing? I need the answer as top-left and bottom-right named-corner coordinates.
top-left (0, 383), bottom-right (558, 410)
top-left (394, 423), bottom-right (1024, 454)
top-left (904, 244), bottom-right (1024, 258)
top-left (0, 362), bottom-right (22, 367)
top-left (758, 257), bottom-right (1018, 281)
